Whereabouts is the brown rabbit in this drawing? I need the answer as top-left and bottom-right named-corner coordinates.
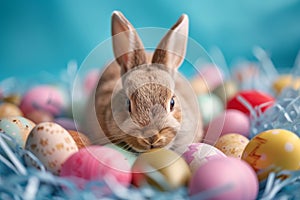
top-left (86, 11), bottom-right (203, 154)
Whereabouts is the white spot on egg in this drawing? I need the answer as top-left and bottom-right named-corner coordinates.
top-left (260, 154), bottom-right (267, 160)
top-left (285, 143), bottom-right (294, 152)
top-left (271, 130), bottom-right (280, 134)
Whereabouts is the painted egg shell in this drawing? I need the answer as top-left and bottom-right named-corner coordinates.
top-left (182, 143), bottom-right (226, 174)
top-left (242, 129), bottom-right (300, 181)
top-left (0, 116), bottom-right (35, 148)
top-left (198, 64), bottom-right (224, 91)
top-left (204, 109), bottom-right (250, 145)
top-left (272, 75), bottom-right (300, 95)
top-left (104, 143), bottom-right (137, 166)
top-left (20, 85), bottom-right (66, 116)
top-left (2, 94), bottom-right (21, 105)
top-left (198, 93), bottom-right (224, 125)
top-left (189, 157), bottom-right (258, 200)
top-left (190, 77), bottom-right (209, 95)
top-left (226, 90), bottom-right (274, 116)
top-left (212, 80), bottom-right (238, 105)
top-left (132, 148), bottom-right (191, 191)
top-left (25, 122), bottom-right (78, 175)
top-left (68, 130), bottom-right (91, 149)
top-left (215, 133), bottom-right (249, 159)
top-left (0, 102), bottom-right (23, 118)
top-left (25, 110), bottom-right (54, 124)
top-left (54, 117), bottom-right (76, 130)
top-left (60, 145), bottom-right (132, 188)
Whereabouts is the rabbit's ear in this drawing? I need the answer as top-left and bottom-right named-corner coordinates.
top-left (152, 14), bottom-right (189, 70)
top-left (112, 11), bottom-right (147, 74)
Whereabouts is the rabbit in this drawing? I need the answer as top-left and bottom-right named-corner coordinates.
top-left (85, 11), bottom-right (203, 154)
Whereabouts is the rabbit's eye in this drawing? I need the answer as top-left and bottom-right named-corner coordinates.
top-left (127, 99), bottom-right (131, 113)
top-left (170, 97), bottom-right (175, 111)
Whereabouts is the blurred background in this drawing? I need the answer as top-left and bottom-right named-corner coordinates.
top-left (0, 0), bottom-right (300, 80)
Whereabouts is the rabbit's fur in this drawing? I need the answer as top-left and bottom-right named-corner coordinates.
top-left (86, 11), bottom-right (203, 154)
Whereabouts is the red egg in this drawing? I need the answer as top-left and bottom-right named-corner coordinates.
top-left (226, 90), bottom-right (274, 116)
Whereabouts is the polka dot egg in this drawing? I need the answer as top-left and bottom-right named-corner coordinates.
top-left (215, 133), bottom-right (249, 159)
top-left (25, 122), bottom-right (78, 175)
top-left (242, 129), bottom-right (300, 181)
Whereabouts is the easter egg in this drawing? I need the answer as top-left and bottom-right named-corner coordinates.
top-left (190, 77), bottom-right (208, 95)
top-left (25, 122), bottom-right (78, 175)
top-left (132, 148), bottom-right (191, 191)
top-left (54, 117), bottom-right (76, 130)
top-left (272, 75), bottom-right (300, 95)
top-left (0, 102), bottom-right (23, 118)
top-left (189, 157), bottom-right (258, 200)
top-left (215, 133), bottom-right (249, 159)
top-left (0, 116), bottom-right (35, 148)
top-left (104, 143), bottom-right (137, 166)
top-left (227, 90), bottom-right (274, 116)
top-left (68, 130), bottom-right (91, 149)
top-left (198, 94), bottom-right (224, 125)
top-left (213, 80), bottom-right (238, 105)
top-left (182, 143), bottom-right (226, 174)
top-left (242, 129), bottom-right (300, 181)
top-left (20, 85), bottom-right (66, 116)
top-left (60, 146), bottom-right (132, 188)
top-left (198, 64), bottom-right (224, 91)
top-left (2, 94), bottom-right (21, 105)
top-left (25, 110), bottom-right (54, 124)
top-left (204, 109), bottom-right (250, 145)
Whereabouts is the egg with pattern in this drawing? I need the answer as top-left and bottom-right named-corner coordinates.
top-left (25, 122), bottom-right (78, 175)
top-left (0, 116), bottom-right (35, 148)
top-left (242, 129), bottom-right (300, 181)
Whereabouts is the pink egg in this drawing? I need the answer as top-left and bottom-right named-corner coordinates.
top-left (20, 85), bottom-right (66, 116)
top-left (60, 146), bottom-right (131, 188)
top-left (198, 64), bottom-right (224, 91)
top-left (189, 157), bottom-right (258, 200)
top-left (182, 143), bottom-right (226, 174)
top-left (204, 109), bottom-right (250, 145)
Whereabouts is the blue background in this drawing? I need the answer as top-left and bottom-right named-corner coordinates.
top-left (1, 0), bottom-right (300, 80)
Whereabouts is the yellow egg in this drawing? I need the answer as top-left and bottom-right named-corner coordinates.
top-left (242, 129), bottom-right (300, 181)
top-left (132, 148), bottom-right (191, 191)
top-left (25, 122), bottom-right (78, 175)
top-left (215, 133), bottom-right (249, 159)
top-left (272, 75), bottom-right (300, 95)
top-left (0, 102), bottom-right (23, 118)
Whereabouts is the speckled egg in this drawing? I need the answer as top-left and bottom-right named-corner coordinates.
top-left (182, 143), bottom-right (226, 174)
top-left (0, 116), bottom-right (35, 148)
top-left (68, 130), bottom-right (91, 149)
top-left (242, 129), bottom-right (300, 181)
top-left (0, 102), bottom-right (23, 118)
top-left (132, 148), bottom-right (191, 191)
top-left (25, 122), bottom-right (78, 175)
top-left (215, 133), bottom-right (249, 159)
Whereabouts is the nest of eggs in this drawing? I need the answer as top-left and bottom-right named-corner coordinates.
top-left (1, 54), bottom-right (300, 200)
